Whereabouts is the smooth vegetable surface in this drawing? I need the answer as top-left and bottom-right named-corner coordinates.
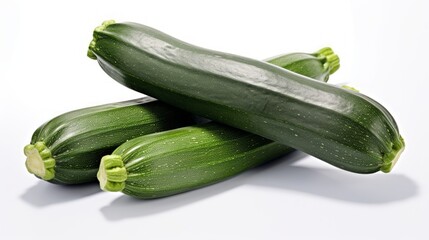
top-left (88, 20), bottom-right (404, 173)
top-left (24, 98), bottom-right (195, 184)
top-left (25, 47), bottom-right (336, 184)
top-left (97, 47), bottom-right (339, 198)
top-left (98, 123), bottom-right (291, 198)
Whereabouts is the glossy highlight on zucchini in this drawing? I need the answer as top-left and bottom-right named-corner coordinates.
top-left (88, 20), bottom-right (404, 173)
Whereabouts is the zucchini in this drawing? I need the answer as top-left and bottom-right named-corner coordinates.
top-left (88, 20), bottom-right (404, 173)
top-left (98, 122), bottom-right (291, 198)
top-left (25, 48), bottom-right (335, 184)
top-left (24, 98), bottom-right (195, 184)
top-left (97, 49), bottom-right (339, 199)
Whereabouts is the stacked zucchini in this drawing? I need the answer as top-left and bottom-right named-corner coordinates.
top-left (24, 20), bottom-right (404, 199)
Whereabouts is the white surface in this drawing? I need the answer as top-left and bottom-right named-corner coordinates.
top-left (1, 0), bottom-right (427, 239)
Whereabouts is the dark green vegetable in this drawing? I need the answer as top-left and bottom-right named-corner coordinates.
top-left (98, 123), bottom-right (291, 198)
top-left (24, 98), bottom-right (195, 184)
top-left (97, 48), bottom-right (339, 198)
top-left (88, 20), bottom-right (404, 173)
top-left (25, 47), bottom-right (336, 184)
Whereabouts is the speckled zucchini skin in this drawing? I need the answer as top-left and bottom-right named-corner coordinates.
top-left (97, 46), bottom-right (339, 199)
top-left (25, 46), bottom-right (337, 184)
top-left (89, 21), bottom-right (404, 173)
top-left (100, 123), bottom-right (293, 199)
top-left (25, 98), bottom-right (195, 184)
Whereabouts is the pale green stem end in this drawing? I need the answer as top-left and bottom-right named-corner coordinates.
top-left (342, 85), bottom-right (360, 92)
top-left (97, 154), bottom-right (127, 192)
top-left (24, 142), bottom-right (55, 180)
top-left (87, 20), bottom-right (116, 59)
top-left (381, 136), bottom-right (405, 173)
top-left (315, 47), bottom-right (340, 75)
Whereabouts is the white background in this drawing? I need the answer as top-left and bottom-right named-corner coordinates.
top-left (1, 0), bottom-right (428, 239)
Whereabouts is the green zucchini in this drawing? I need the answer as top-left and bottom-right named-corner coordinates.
top-left (24, 98), bottom-right (195, 184)
top-left (98, 122), bottom-right (291, 198)
top-left (25, 48), bottom-right (335, 184)
top-left (88, 20), bottom-right (404, 173)
top-left (97, 49), bottom-right (339, 199)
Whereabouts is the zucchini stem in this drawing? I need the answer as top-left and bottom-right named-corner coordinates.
top-left (97, 155), bottom-right (127, 192)
top-left (381, 137), bottom-right (405, 173)
top-left (87, 20), bottom-right (116, 60)
top-left (315, 47), bottom-right (340, 75)
top-left (24, 142), bottom-right (55, 180)
top-left (342, 85), bottom-right (360, 92)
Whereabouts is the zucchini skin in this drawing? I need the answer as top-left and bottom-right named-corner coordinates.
top-left (264, 47), bottom-right (339, 82)
top-left (25, 48), bottom-right (336, 185)
top-left (89, 21), bottom-right (404, 173)
top-left (24, 97), bottom-right (195, 184)
top-left (97, 47), bottom-right (339, 199)
top-left (99, 123), bottom-right (292, 199)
